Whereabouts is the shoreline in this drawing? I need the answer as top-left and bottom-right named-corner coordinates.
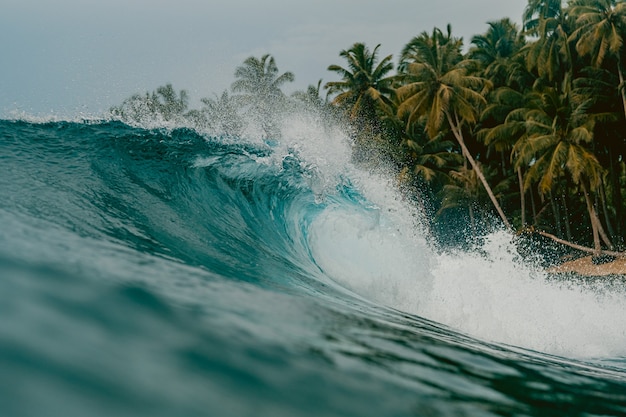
top-left (548, 255), bottom-right (626, 277)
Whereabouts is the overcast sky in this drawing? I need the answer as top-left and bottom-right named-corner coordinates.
top-left (1, 0), bottom-right (527, 118)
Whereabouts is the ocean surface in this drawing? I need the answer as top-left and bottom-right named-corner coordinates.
top-left (1, 116), bottom-right (626, 416)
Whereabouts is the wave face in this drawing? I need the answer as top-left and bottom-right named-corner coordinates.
top-left (1, 118), bottom-right (626, 417)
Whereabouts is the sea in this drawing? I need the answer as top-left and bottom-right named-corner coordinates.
top-left (1, 113), bottom-right (626, 417)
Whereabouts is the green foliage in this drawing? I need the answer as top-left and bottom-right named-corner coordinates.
top-left (320, 1), bottom-right (626, 250)
top-left (325, 43), bottom-right (395, 125)
top-left (231, 54), bottom-right (295, 138)
top-left (112, 54), bottom-right (296, 138)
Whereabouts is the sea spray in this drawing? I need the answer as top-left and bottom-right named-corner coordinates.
top-left (270, 113), bottom-right (626, 359)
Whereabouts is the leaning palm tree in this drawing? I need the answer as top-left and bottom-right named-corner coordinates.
top-left (231, 54), bottom-right (295, 138)
top-left (325, 43), bottom-right (396, 125)
top-left (396, 26), bottom-right (510, 229)
top-left (568, 0), bottom-right (626, 118)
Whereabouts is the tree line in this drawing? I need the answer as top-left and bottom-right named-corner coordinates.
top-left (110, 0), bottom-right (626, 258)
top-left (109, 54), bottom-right (331, 138)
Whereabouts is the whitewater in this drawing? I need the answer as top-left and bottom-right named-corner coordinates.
top-left (1, 113), bottom-right (626, 417)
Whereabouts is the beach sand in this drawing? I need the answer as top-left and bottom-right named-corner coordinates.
top-left (549, 255), bottom-right (626, 276)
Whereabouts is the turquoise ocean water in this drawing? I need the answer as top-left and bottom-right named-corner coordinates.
top-left (1, 117), bottom-right (626, 416)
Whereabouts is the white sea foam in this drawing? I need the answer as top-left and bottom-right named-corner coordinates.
top-left (278, 112), bottom-right (626, 360)
top-left (423, 232), bottom-right (626, 358)
top-left (310, 198), bottom-right (626, 359)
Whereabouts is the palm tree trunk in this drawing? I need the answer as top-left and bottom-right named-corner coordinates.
top-left (535, 230), bottom-right (626, 258)
top-left (584, 191), bottom-right (601, 253)
top-left (617, 57), bottom-right (626, 120)
top-left (549, 190), bottom-right (562, 237)
top-left (598, 178), bottom-right (615, 240)
top-left (608, 148), bottom-right (623, 237)
top-left (561, 192), bottom-right (572, 243)
top-left (517, 166), bottom-right (526, 227)
top-left (581, 180), bottom-right (613, 253)
top-left (530, 187), bottom-right (538, 225)
top-left (598, 218), bottom-right (613, 249)
top-left (447, 112), bottom-right (512, 230)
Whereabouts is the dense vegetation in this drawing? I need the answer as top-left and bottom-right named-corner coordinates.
top-left (110, 0), bottom-right (626, 257)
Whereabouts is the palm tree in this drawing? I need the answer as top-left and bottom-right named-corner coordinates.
top-left (231, 54), bottom-right (295, 138)
top-left (479, 87), bottom-right (531, 226)
top-left (523, 2), bottom-right (574, 84)
top-left (399, 24), bottom-right (463, 71)
top-left (397, 122), bottom-right (463, 188)
top-left (523, 0), bottom-right (565, 35)
top-left (513, 86), bottom-right (612, 251)
top-left (291, 79), bottom-right (333, 116)
top-left (438, 166), bottom-right (492, 235)
top-left (469, 18), bottom-right (527, 88)
top-left (568, 0), bottom-right (626, 118)
top-left (153, 84), bottom-right (189, 120)
top-left (195, 90), bottom-right (244, 136)
top-left (470, 20), bottom-right (530, 227)
top-left (109, 84), bottom-right (189, 123)
top-left (325, 43), bottom-right (396, 125)
top-left (573, 65), bottom-right (624, 241)
top-left (396, 26), bottom-right (510, 229)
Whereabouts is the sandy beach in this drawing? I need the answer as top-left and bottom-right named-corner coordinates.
top-left (549, 255), bottom-right (626, 276)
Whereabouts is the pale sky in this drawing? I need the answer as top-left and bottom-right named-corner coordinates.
top-left (0, 0), bottom-right (527, 118)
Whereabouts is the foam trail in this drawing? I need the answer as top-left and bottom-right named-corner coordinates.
top-left (422, 231), bottom-right (626, 358)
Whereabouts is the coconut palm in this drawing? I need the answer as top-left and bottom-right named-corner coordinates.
top-left (523, 0), bottom-right (565, 35)
top-left (479, 87), bottom-right (531, 226)
top-left (231, 54), bottom-right (295, 137)
top-left (573, 65), bottom-right (625, 241)
top-left (568, 0), bottom-right (626, 117)
top-left (231, 54), bottom-right (295, 104)
top-left (325, 43), bottom-right (396, 124)
top-left (153, 84), bottom-right (189, 120)
top-left (469, 18), bottom-right (527, 88)
top-left (292, 80), bottom-right (324, 106)
top-left (291, 79), bottom-right (334, 117)
top-left (399, 24), bottom-right (463, 72)
top-left (194, 90), bottom-right (244, 136)
top-left (109, 84), bottom-right (189, 123)
top-left (397, 121), bottom-right (463, 188)
top-left (437, 166), bottom-right (492, 235)
top-left (513, 86), bottom-right (612, 251)
top-left (523, 3), bottom-right (574, 84)
top-left (396, 26), bottom-right (510, 228)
